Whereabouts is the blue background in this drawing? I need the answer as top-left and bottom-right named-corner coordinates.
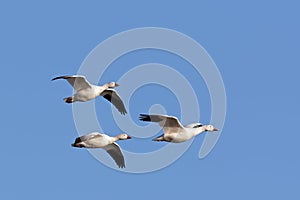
top-left (1, 0), bottom-right (299, 199)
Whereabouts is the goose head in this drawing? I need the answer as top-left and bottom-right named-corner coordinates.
top-left (116, 133), bottom-right (132, 140)
top-left (108, 82), bottom-right (119, 88)
top-left (204, 125), bottom-right (219, 132)
top-left (188, 123), bottom-right (219, 132)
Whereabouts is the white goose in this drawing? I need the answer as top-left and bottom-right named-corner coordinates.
top-left (72, 132), bottom-right (131, 168)
top-left (139, 114), bottom-right (219, 143)
top-left (52, 75), bottom-right (127, 115)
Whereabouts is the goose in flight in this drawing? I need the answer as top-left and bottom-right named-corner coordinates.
top-left (52, 75), bottom-right (127, 115)
top-left (139, 114), bottom-right (219, 143)
top-left (72, 132), bottom-right (131, 168)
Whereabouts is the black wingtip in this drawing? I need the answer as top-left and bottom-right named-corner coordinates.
top-left (51, 76), bottom-right (66, 81)
top-left (120, 109), bottom-right (127, 115)
top-left (121, 111), bottom-right (127, 115)
top-left (51, 75), bottom-right (73, 81)
top-left (118, 164), bottom-right (125, 168)
top-left (139, 114), bottom-right (150, 121)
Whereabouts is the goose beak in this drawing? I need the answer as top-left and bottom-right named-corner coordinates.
top-left (213, 128), bottom-right (219, 131)
top-left (127, 135), bottom-right (132, 139)
top-left (115, 83), bottom-right (120, 87)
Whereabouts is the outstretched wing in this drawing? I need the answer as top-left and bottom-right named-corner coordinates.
top-left (52, 75), bottom-right (92, 91)
top-left (101, 89), bottom-right (127, 115)
top-left (139, 114), bottom-right (184, 133)
top-left (103, 142), bottom-right (125, 168)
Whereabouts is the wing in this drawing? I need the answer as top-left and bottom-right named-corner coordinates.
top-left (103, 143), bottom-right (125, 168)
top-left (52, 75), bottom-right (92, 91)
top-left (101, 89), bottom-right (127, 115)
top-left (139, 114), bottom-right (184, 128)
top-left (139, 114), bottom-right (184, 135)
top-left (74, 132), bottom-right (102, 144)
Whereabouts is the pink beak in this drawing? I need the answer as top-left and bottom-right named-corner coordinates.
top-left (115, 83), bottom-right (120, 87)
top-left (213, 128), bottom-right (219, 131)
top-left (127, 135), bottom-right (132, 139)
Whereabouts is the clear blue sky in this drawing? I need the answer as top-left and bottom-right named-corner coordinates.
top-left (1, 0), bottom-right (299, 199)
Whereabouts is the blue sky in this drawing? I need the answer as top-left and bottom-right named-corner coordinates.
top-left (1, 0), bottom-right (299, 199)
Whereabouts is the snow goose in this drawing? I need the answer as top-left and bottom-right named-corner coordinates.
top-left (139, 114), bottom-right (218, 143)
top-left (72, 132), bottom-right (131, 168)
top-left (52, 75), bottom-right (127, 115)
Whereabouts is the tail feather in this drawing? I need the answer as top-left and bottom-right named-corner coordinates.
top-left (64, 97), bottom-right (74, 103)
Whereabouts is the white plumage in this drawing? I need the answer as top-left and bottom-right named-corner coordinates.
top-left (72, 132), bottom-right (131, 168)
top-left (52, 75), bottom-right (127, 115)
top-left (139, 114), bottom-right (218, 143)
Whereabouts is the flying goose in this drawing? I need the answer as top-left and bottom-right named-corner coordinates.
top-left (139, 114), bottom-right (218, 143)
top-left (72, 132), bottom-right (132, 168)
top-left (52, 75), bottom-right (127, 115)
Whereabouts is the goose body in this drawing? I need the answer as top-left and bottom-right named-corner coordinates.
top-left (52, 75), bottom-right (127, 115)
top-left (72, 132), bottom-right (131, 168)
top-left (139, 114), bottom-right (218, 143)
